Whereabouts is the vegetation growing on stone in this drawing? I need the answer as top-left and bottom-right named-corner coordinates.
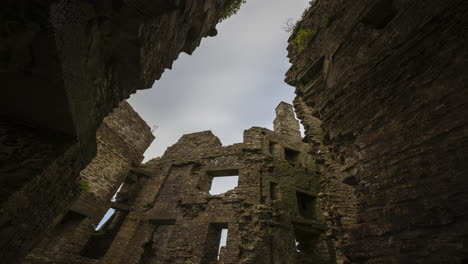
top-left (79, 182), bottom-right (90, 192)
top-left (290, 28), bottom-right (316, 51)
top-left (220, 0), bottom-right (247, 22)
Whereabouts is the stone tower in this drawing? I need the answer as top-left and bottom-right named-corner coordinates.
top-left (274, 102), bottom-right (301, 138)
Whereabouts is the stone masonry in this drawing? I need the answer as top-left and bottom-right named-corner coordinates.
top-left (54, 102), bottom-right (335, 264)
top-left (286, 0), bottom-right (468, 263)
top-left (22, 101), bottom-right (154, 264)
top-left (0, 0), bottom-right (231, 262)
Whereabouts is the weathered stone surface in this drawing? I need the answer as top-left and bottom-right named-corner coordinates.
top-left (0, 0), bottom-right (229, 262)
top-left (61, 102), bottom-right (334, 264)
top-left (22, 101), bottom-right (154, 264)
top-left (286, 0), bottom-right (468, 262)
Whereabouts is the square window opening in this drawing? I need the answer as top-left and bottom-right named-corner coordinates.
top-left (285, 148), bottom-right (300, 163)
top-left (207, 169), bottom-right (239, 195)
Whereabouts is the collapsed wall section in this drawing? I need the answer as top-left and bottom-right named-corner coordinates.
top-left (286, 0), bottom-right (468, 262)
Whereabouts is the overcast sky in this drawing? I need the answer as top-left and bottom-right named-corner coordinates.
top-left (129, 0), bottom-right (310, 161)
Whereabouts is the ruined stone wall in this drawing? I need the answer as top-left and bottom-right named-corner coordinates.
top-left (286, 0), bottom-right (468, 263)
top-left (0, 0), bottom-right (231, 262)
top-left (22, 101), bottom-right (154, 264)
top-left (87, 102), bottom-right (334, 264)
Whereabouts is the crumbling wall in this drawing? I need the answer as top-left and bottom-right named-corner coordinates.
top-left (90, 103), bottom-right (334, 264)
top-left (22, 101), bottom-right (154, 264)
top-left (286, 0), bottom-right (468, 262)
top-left (0, 0), bottom-right (230, 262)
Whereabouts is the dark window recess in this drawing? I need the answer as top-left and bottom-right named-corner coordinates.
top-left (202, 223), bottom-right (228, 263)
top-left (269, 141), bottom-right (276, 154)
top-left (296, 191), bottom-right (316, 219)
top-left (270, 182), bottom-right (280, 201)
top-left (285, 148), bottom-right (300, 163)
top-left (294, 225), bottom-right (320, 255)
top-left (53, 210), bottom-right (86, 237)
top-left (80, 211), bottom-right (128, 260)
top-left (207, 169), bottom-right (239, 195)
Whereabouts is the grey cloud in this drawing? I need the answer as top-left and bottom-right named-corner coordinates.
top-left (129, 0), bottom-right (310, 160)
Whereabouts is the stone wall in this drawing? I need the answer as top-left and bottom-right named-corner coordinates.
top-left (286, 0), bottom-right (468, 263)
top-left (23, 101), bottom-right (154, 264)
top-left (0, 0), bottom-right (230, 262)
top-left (78, 102), bottom-right (334, 264)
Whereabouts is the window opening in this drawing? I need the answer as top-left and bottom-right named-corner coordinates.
top-left (111, 183), bottom-right (123, 202)
top-left (202, 223), bottom-right (228, 263)
top-left (207, 169), bottom-right (239, 195)
top-left (95, 208), bottom-right (116, 231)
top-left (95, 183), bottom-right (123, 231)
top-left (296, 191), bottom-right (316, 219)
top-left (284, 148), bottom-right (300, 163)
top-left (218, 229), bottom-right (228, 260)
top-left (80, 211), bottom-right (128, 260)
top-left (294, 224), bottom-right (320, 256)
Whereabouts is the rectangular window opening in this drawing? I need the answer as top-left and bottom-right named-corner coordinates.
top-left (285, 148), bottom-right (300, 163)
top-left (296, 191), bottom-right (316, 219)
top-left (202, 223), bottom-right (228, 263)
top-left (207, 169), bottom-right (239, 195)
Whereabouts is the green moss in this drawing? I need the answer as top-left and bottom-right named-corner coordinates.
top-left (290, 28), bottom-right (317, 51)
top-left (79, 181), bottom-right (90, 192)
top-left (220, 0), bottom-right (246, 22)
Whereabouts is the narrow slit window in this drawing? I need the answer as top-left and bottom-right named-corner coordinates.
top-left (207, 169), bottom-right (239, 195)
top-left (95, 208), bottom-right (116, 231)
top-left (95, 183), bottom-right (123, 231)
top-left (80, 211), bottom-right (128, 260)
top-left (218, 228), bottom-right (228, 260)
